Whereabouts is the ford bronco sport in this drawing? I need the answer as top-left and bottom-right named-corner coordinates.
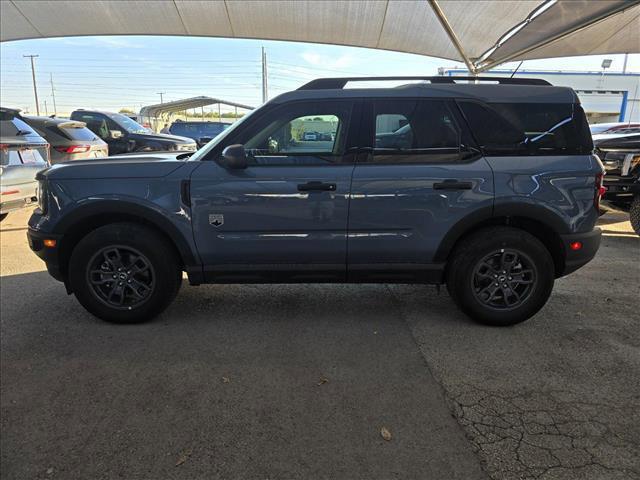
top-left (28, 76), bottom-right (603, 326)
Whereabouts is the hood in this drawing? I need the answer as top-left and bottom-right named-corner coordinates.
top-left (593, 133), bottom-right (640, 150)
top-left (129, 131), bottom-right (195, 144)
top-left (39, 152), bottom-right (191, 180)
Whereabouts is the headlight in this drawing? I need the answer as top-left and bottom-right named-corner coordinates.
top-left (602, 152), bottom-right (625, 173)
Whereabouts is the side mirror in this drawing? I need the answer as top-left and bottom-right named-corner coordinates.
top-left (110, 130), bottom-right (123, 139)
top-left (221, 144), bottom-right (248, 169)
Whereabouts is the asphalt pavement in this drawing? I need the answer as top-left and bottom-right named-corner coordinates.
top-left (1, 207), bottom-right (638, 480)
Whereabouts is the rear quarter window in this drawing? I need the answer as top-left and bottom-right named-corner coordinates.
top-left (458, 101), bottom-right (593, 155)
top-left (59, 126), bottom-right (99, 141)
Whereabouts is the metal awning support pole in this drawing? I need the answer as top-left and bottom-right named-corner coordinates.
top-left (428, 0), bottom-right (477, 75)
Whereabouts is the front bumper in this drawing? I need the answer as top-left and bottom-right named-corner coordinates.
top-left (558, 228), bottom-right (601, 277)
top-left (27, 227), bottom-right (65, 282)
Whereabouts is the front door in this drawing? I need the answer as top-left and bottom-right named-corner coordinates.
top-left (347, 98), bottom-right (494, 282)
top-left (190, 100), bottom-right (359, 282)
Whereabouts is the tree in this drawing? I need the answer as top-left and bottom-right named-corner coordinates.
top-left (119, 108), bottom-right (136, 114)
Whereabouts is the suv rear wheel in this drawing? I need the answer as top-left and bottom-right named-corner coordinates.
top-left (446, 227), bottom-right (555, 326)
top-left (630, 195), bottom-right (640, 235)
top-left (68, 223), bottom-right (181, 323)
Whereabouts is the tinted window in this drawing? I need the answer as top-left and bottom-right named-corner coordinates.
top-left (59, 125), bottom-right (99, 141)
top-left (237, 101), bottom-right (353, 165)
top-left (459, 101), bottom-right (593, 155)
top-left (75, 114), bottom-right (110, 140)
top-left (371, 99), bottom-right (466, 163)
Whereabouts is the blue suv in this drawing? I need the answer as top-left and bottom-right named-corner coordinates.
top-left (28, 77), bottom-right (603, 326)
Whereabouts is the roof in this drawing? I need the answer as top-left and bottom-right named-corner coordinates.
top-left (1, 0), bottom-right (638, 73)
top-left (270, 81), bottom-right (579, 104)
top-left (138, 96), bottom-right (254, 118)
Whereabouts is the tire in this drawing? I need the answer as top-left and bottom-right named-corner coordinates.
top-left (630, 195), bottom-right (640, 235)
top-left (446, 226), bottom-right (555, 326)
top-left (68, 223), bottom-right (181, 323)
top-left (0, 213), bottom-right (8, 222)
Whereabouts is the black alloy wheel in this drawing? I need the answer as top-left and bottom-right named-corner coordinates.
top-left (86, 245), bottom-right (156, 310)
top-left (471, 249), bottom-right (536, 310)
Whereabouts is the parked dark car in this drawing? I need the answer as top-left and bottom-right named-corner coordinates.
top-left (1, 107), bottom-right (49, 221)
top-left (23, 116), bottom-right (108, 164)
top-left (594, 132), bottom-right (640, 234)
top-left (29, 76), bottom-right (603, 326)
top-left (70, 110), bottom-right (196, 155)
top-left (168, 121), bottom-right (230, 148)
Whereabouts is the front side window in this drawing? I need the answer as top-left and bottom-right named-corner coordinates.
top-left (237, 101), bottom-right (353, 165)
top-left (371, 99), bottom-right (465, 163)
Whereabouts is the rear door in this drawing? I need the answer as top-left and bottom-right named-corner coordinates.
top-left (347, 98), bottom-right (494, 282)
top-left (190, 99), bottom-right (359, 282)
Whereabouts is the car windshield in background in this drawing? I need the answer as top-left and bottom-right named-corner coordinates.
top-left (107, 113), bottom-right (149, 134)
top-left (170, 123), bottom-right (229, 138)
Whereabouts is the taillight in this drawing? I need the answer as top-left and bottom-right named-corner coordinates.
top-left (594, 172), bottom-right (606, 209)
top-left (54, 145), bottom-right (91, 154)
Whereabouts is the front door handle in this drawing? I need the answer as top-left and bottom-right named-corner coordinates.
top-left (297, 181), bottom-right (337, 192)
top-left (433, 180), bottom-right (473, 190)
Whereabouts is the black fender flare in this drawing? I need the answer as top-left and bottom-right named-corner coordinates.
top-left (53, 199), bottom-right (198, 267)
top-left (434, 203), bottom-right (568, 262)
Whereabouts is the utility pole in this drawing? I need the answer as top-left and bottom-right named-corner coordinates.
top-left (50, 73), bottom-right (57, 115)
top-left (622, 53), bottom-right (629, 74)
top-left (44, 100), bottom-right (48, 116)
top-left (261, 47), bottom-right (268, 103)
top-left (24, 54), bottom-right (40, 115)
top-left (157, 92), bottom-right (165, 104)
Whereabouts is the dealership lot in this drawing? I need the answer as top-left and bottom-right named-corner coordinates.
top-left (1, 208), bottom-right (638, 480)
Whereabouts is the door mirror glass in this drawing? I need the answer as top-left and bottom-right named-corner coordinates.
top-left (110, 130), bottom-right (123, 139)
top-left (222, 144), bottom-right (248, 169)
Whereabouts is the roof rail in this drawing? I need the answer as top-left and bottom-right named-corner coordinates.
top-left (298, 76), bottom-right (552, 90)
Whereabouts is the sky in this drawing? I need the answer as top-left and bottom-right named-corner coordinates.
top-left (1, 35), bottom-right (639, 116)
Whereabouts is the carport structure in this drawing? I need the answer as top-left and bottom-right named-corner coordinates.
top-left (138, 96), bottom-right (254, 132)
top-left (1, 0), bottom-right (639, 73)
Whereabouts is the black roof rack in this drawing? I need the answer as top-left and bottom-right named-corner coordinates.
top-left (298, 76), bottom-right (552, 90)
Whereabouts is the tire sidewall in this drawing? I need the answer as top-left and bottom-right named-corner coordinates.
top-left (69, 223), bottom-right (179, 323)
top-left (448, 228), bottom-right (555, 326)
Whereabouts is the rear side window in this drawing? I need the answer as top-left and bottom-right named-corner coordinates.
top-left (458, 101), bottom-right (593, 155)
top-left (370, 99), bottom-right (474, 163)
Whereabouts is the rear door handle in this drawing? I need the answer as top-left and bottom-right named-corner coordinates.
top-left (297, 181), bottom-right (337, 192)
top-left (433, 180), bottom-right (473, 190)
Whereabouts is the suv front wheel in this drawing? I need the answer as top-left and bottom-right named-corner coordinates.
top-left (446, 227), bottom-right (555, 326)
top-left (68, 223), bottom-right (181, 323)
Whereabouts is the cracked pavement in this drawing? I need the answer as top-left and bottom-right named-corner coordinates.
top-left (392, 209), bottom-right (639, 480)
top-left (1, 207), bottom-right (639, 479)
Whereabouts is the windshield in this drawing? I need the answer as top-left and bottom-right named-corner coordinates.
top-left (107, 112), bottom-right (149, 134)
top-left (188, 109), bottom-right (258, 161)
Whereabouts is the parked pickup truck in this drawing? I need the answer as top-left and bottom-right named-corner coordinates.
top-left (28, 76), bottom-right (603, 326)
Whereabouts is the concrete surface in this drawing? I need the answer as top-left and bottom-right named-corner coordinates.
top-left (0, 206), bottom-right (638, 480)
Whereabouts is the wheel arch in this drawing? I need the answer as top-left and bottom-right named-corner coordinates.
top-left (54, 200), bottom-right (197, 279)
top-left (435, 204), bottom-right (568, 277)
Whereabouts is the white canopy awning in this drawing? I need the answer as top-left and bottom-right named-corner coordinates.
top-left (138, 96), bottom-right (253, 119)
top-left (1, 0), bottom-right (639, 73)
